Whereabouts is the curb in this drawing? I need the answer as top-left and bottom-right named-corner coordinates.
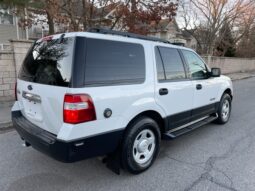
top-left (0, 101), bottom-right (13, 130)
top-left (0, 101), bottom-right (14, 108)
top-left (0, 121), bottom-right (13, 129)
top-left (230, 75), bottom-right (255, 81)
top-left (0, 125), bottom-right (14, 134)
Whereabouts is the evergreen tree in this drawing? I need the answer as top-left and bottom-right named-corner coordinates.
top-left (216, 22), bottom-right (236, 57)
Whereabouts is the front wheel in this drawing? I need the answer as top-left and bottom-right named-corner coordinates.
top-left (215, 94), bottom-right (232, 124)
top-left (121, 117), bottom-right (161, 174)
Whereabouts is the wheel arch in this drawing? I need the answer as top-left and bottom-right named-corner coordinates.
top-left (123, 110), bottom-right (167, 136)
top-left (223, 88), bottom-right (233, 100)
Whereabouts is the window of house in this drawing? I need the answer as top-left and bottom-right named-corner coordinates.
top-left (0, 9), bottom-right (14, 25)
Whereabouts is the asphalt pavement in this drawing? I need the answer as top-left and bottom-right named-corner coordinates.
top-left (1, 77), bottom-right (255, 191)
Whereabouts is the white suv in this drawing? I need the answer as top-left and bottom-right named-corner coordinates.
top-left (12, 28), bottom-right (233, 174)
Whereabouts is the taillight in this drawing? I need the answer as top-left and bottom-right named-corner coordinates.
top-left (15, 82), bottom-right (17, 101)
top-left (63, 94), bottom-right (96, 124)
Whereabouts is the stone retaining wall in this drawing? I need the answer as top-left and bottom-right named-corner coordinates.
top-left (202, 56), bottom-right (255, 74)
top-left (0, 51), bottom-right (16, 101)
top-left (0, 40), bottom-right (33, 101)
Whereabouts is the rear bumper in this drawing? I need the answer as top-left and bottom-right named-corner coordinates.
top-left (12, 111), bottom-right (123, 163)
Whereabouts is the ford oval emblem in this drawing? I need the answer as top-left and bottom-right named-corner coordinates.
top-left (27, 85), bottom-right (33, 91)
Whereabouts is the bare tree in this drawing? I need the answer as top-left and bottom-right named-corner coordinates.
top-left (179, 0), bottom-right (255, 55)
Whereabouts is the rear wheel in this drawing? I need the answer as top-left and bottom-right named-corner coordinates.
top-left (121, 117), bottom-right (161, 174)
top-left (215, 94), bottom-right (232, 124)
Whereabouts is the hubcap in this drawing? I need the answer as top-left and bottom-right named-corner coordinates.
top-left (133, 129), bottom-right (156, 165)
top-left (221, 99), bottom-right (230, 120)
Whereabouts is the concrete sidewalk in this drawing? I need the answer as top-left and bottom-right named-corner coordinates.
top-left (0, 72), bottom-right (255, 129)
top-left (0, 101), bottom-right (13, 129)
top-left (227, 71), bottom-right (255, 81)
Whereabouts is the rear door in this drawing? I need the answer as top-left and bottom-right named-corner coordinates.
top-left (154, 46), bottom-right (194, 130)
top-left (181, 50), bottom-right (221, 120)
top-left (17, 36), bottom-right (75, 134)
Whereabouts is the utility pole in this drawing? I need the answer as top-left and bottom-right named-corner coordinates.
top-left (15, 16), bottom-right (19, 40)
top-left (14, 7), bottom-right (19, 40)
top-left (24, 7), bottom-right (29, 40)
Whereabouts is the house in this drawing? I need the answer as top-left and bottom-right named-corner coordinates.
top-left (0, 2), bottom-right (119, 48)
top-left (1, 3), bottom-right (197, 50)
top-left (148, 19), bottom-right (197, 50)
top-left (90, 3), bottom-right (121, 29)
top-left (181, 30), bottom-right (197, 50)
top-left (0, 6), bottom-right (47, 49)
top-left (0, 7), bottom-right (21, 49)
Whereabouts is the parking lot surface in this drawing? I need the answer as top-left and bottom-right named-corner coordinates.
top-left (1, 77), bottom-right (255, 191)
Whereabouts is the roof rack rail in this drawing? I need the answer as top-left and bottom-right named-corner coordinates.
top-left (88, 28), bottom-right (172, 44)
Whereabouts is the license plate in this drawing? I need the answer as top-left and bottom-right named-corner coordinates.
top-left (22, 92), bottom-right (43, 121)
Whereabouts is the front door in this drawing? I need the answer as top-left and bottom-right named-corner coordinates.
top-left (181, 50), bottom-right (220, 120)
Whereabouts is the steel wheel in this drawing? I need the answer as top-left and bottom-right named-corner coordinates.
top-left (215, 93), bottom-right (232, 124)
top-left (132, 129), bottom-right (156, 165)
top-left (221, 99), bottom-right (230, 121)
top-left (121, 116), bottom-right (161, 174)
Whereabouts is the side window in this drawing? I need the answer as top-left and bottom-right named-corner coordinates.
top-left (155, 47), bottom-right (165, 81)
top-left (85, 39), bottom-right (145, 85)
top-left (156, 47), bottom-right (186, 81)
top-left (182, 50), bottom-right (208, 79)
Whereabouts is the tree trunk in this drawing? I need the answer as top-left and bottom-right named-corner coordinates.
top-left (46, 10), bottom-right (54, 35)
top-left (129, 0), bottom-right (137, 32)
top-left (131, 0), bottom-right (136, 12)
top-left (82, 0), bottom-right (87, 30)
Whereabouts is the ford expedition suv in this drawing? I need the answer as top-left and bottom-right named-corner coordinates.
top-left (12, 28), bottom-right (233, 174)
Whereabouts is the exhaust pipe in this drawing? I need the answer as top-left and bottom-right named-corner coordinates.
top-left (22, 141), bottom-right (31, 147)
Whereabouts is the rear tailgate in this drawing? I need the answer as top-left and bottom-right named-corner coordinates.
top-left (16, 36), bottom-right (75, 135)
top-left (17, 81), bottom-right (67, 135)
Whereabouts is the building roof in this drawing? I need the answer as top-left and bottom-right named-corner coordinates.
top-left (181, 29), bottom-right (195, 40)
top-left (93, 2), bottom-right (120, 20)
top-left (149, 19), bottom-right (180, 33)
top-left (60, 1), bottom-right (119, 20)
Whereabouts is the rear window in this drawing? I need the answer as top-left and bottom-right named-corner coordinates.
top-left (19, 37), bottom-right (75, 87)
top-left (84, 38), bottom-right (145, 86)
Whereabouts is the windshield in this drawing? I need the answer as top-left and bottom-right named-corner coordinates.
top-left (18, 37), bottom-right (75, 87)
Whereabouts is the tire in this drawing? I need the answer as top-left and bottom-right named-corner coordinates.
top-left (215, 93), bottom-right (232, 124)
top-left (121, 116), bottom-right (161, 174)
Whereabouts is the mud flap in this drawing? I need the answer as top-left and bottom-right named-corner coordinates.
top-left (104, 149), bottom-right (121, 175)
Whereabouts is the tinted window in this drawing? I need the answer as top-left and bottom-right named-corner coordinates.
top-left (85, 39), bottom-right (145, 85)
top-left (155, 47), bottom-right (165, 81)
top-left (19, 37), bottom-right (74, 87)
top-left (182, 50), bottom-right (208, 79)
top-left (158, 47), bottom-right (186, 80)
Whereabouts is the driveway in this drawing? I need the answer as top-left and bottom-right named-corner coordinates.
top-left (1, 77), bottom-right (255, 191)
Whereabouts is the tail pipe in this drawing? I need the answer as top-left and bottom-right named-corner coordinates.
top-left (22, 141), bottom-right (31, 147)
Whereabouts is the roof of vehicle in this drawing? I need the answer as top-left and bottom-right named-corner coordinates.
top-left (42, 29), bottom-right (194, 52)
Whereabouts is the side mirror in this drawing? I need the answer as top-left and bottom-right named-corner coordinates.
top-left (211, 68), bottom-right (221, 77)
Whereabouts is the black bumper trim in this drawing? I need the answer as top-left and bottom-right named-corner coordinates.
top-left (12, 111), bottom-right (124, 163)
